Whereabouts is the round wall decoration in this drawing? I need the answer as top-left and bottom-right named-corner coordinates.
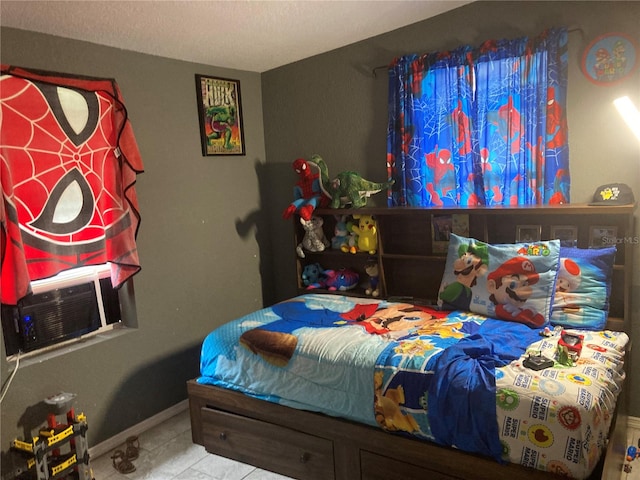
top-left (581, 32), bottom-right (638, 86)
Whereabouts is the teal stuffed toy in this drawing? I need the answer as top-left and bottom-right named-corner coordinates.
top-left (331, 215), bottom-right (350, 250)
top-left (302, 263), bottom-right (327, 288)
top-left (332, 215), bottom-right (358, 253)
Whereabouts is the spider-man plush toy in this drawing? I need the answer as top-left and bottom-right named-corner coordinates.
top-left (282, 158), bottom-right (330, 221)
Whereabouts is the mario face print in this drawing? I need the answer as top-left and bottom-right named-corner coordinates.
top-left (487, 272), bottom-right (534, 307)
top-left (358, 304), bottom-right (438, 339)
top-left (486, 257), bottom-right (546, 328)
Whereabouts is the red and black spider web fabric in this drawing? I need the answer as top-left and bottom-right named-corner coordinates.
top-left (1, 65), bottom-right (144, 305)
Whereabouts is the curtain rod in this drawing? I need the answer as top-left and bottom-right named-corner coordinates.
top-left (371, 26), bottom-right (583, 77)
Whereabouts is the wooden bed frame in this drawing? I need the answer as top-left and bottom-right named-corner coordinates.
top-left (188, 380), bottom-right (626, 479)
top-left (188, 205), bottom-right (635, 479)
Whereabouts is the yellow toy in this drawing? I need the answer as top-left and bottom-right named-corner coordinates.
top-left (351, 214), bottom-right (377, 254)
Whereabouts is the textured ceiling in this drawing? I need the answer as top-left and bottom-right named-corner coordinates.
top-left (1, 0), bottom-right (471, 72)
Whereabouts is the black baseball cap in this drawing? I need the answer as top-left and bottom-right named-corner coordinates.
top-left (589, 183), bottom-right (635, 206)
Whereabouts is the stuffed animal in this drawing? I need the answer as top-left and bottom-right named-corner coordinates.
top-left (309, 154), bottom-right (395, 209)
top-left (282, 158), bottom-right (330, 221)
top-left (328, 172), bottom-right (395, 209)
top-left (296, 216), bottom-right (330, 258)
top-left (331, 215), bottom-right (358, 253)
top-left (364, 259), bottom-right (380, 297)
top-left (324, 268), bottom-right (359, 291)
top-left (352, 214), bottom-right (378, 254)
top-left (301, 263), bottom-right (326, 288)
top-left (342, 225), bottom-right (359, 254)
top-left (331, 215), bottom-right (350, 250)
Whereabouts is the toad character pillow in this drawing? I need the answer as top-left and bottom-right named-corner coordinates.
top-left (550, 246), bottom-right (616, 330)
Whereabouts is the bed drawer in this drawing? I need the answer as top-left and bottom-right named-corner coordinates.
top-left (201, 406), bottom-right (335, 480)
top-left (360, 450), bottom-right (459, 480)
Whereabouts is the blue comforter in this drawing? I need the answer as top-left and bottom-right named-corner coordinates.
top-left (198, 294), bottom-right (629, 478)
top-left (199, 294), bottom-right (541, 460)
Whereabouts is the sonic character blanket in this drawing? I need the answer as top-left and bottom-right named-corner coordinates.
top-left (198, 294), bottom-right (627, 479)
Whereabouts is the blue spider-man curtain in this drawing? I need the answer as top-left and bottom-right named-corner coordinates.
top-left (387, 28), bottom-right (569, 207)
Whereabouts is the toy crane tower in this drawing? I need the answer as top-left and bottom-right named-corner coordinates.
top-left (11, 393), bottom-right (93, 480)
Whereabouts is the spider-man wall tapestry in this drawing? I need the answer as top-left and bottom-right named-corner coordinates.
top-left (1, 65), bottom-right (144, 305)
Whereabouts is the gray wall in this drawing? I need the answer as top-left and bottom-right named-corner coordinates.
top-left (261, 0), bottom-right (640, 411)
top-left (1, 0), bottom-right (639, 472)
top-left (0, 27), bottom-right (270, 468)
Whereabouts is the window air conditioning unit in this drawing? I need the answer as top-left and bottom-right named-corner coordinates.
top-left (1, 264), bottom-right (122, 356)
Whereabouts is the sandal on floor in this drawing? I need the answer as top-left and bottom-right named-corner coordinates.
top-left (111, 449), bottom-right (136, 474)
top-left (125, 435), bottom-right (140, 460)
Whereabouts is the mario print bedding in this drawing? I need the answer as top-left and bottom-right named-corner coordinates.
top-left (198, 293), bottom-right (628, 479)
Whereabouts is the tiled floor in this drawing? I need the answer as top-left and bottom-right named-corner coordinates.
top-left (90, 408), bottom-right (292, 480)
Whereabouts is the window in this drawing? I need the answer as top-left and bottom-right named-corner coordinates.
top-left (386, 28), bottom-right (569, 207)
top-left (1, 66), bottom-right (144, 358)
top-left (1, 264), bottom-right (127, 358)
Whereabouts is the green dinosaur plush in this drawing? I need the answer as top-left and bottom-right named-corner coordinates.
top-left (310, 154), bottom-right (394, 209)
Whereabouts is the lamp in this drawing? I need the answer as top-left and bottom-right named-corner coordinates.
top-left (613, 96), bottom-right (640, 142)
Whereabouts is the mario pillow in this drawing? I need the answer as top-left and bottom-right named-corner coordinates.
top-left (437, 234), bottom-right (561, 328)
top-left (550, 246), bottom-right (616, 330)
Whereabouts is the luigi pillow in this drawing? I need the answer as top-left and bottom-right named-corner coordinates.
top-left (437, 234), bottom-right (561, 328)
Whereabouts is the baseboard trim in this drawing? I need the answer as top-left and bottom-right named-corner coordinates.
top-left (87, 399), bottom-right (188, 459)
top-left (629, 416), bottom-right (640, 430)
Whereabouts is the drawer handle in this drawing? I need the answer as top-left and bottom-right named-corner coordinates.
top-left (299, 452), bottom-right (310, 463)
top-left (219, 432), bottom-right (227, 441)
